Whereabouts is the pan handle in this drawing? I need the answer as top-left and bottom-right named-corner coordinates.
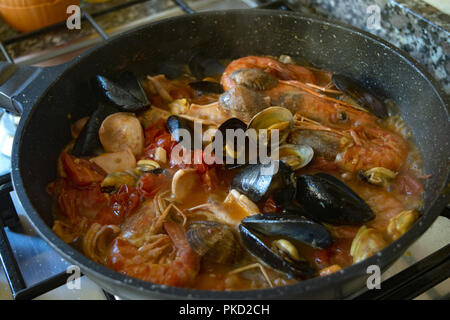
top-left (0, 61), bottom-right (65, 116)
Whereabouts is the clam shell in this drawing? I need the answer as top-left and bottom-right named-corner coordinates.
top-left (247, 107), bottom-right (294, 145)
top-left (186, 221), bottom-right (240, 264)
top-left (276, 144), bottom-right (314, 170)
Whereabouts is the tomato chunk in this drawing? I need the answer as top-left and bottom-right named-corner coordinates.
top-left (61, 152), bottom-right (105, 186)
top-left (137, 173), bottom-right (169, 198)
top-left (143, 119), bottom-right (177, 161)
top-left (51, 179), bottom-right (107, 221)
top-left (144, 119), bottom-right (167, 146)
top-left (95, 184), bottom-right (140, 225)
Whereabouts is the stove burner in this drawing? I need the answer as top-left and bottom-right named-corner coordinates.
top-left (0, 112), bottom-right (19, 175)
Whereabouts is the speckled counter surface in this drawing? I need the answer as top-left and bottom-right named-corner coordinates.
top-left (290, 0), bottom-right (449, 94)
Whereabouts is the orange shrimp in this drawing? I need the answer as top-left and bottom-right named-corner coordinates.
top-left (221, 56), bottom-right (408, 173)
top-left (108, 221), bottom-right (200, 287)
top-left (275, 80), bottom-right (380, 129)
top-left (294, 115), bottom-right (408, 172)
top-left (222, 57), bottom-right (377, 129)
top-left (358, 184), bottom-right (407, 232)
top-left (221, 56), bottom-right (316, 90)
top-left (335, 126), bottom-right (408, 172)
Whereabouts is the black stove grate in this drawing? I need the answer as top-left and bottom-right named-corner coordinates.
top-left (0, 0), bottom-right (448, 300)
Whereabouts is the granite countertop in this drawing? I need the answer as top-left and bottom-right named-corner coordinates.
top-left (290, 0), bottom-right (449, 94)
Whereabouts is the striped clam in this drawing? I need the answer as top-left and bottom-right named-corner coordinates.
top-left (186, 221), bottom-right (241, 265)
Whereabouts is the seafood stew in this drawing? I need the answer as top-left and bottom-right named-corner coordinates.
top-left (48, 55), bottom-right (425, 291)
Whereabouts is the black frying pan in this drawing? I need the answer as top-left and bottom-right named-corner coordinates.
top-left (1, 10), bottom-right (449, 299)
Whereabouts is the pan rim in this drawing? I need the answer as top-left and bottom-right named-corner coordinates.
top-left (11, 9), bottom-right (450, 299)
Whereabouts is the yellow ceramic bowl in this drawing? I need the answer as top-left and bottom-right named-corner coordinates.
top-left (0, 0), bottom-right (80, 32)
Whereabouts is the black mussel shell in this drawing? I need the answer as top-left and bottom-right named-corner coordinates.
top-left (96, 72), bottom-right (150, 113)
top-left (188, 53), bottom-right (225, 80)
top-left (167, 115), bottom-right (198, 150)
top-left (332, 74), bottom-right (388, 119)
top-left (231, 161), bottom-right (296, 204)
top-left (213, 118), bottom-right (248, 167)
top-left (189, 81), bottom-right (224, 94)
top-left (296, 173), bottom-right (375, 225)
top-left (315, 172), bottom-right (359, 195)
top-left (241, 213), bottom-right (333, 249)
top-left (239, 225), bottom-right (316, 279)
top-left (216, 117), bottom-right (247, 137)
top-left (72, 102), bottom-right (119, 157)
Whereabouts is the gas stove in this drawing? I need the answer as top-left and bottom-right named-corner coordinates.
top-left (0, 0), bottom-right (448, 300)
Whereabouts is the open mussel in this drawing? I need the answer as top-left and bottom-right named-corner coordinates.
top-left (213, 118), bottom-right (248, 167)
top-left (239, 225), bottom-right (316, 279)
top-left (295, 173), bottom-right (375, 225)
top-left (134, 159), bottom-right (160, 175)
top-left (186, 221), bottom-right (240, 264)
top-left (96, 71), bottom-right (150, 113)
top-left (231, 161), bottom-right (296, 205)
top-left (229, 68), bottom-right (278, 91)
top-left (272, 240), bottom-right (301, 262)
top-left (359, 167), bottom-right (397, 188)
top-left (216, 117), bottom-right (247, 138)
top-left (189, 81), bottom-right (224, 94)
top-left (241, 213), bottom-right (333, 249)
top-left (72, 102), bottom-right (119, 157)
top-left (332, 74), bottom-right (388, 119)
top-left (167, 115), bottom-right (197, 150)
top-left (100, 171), bottom-right (137, 193)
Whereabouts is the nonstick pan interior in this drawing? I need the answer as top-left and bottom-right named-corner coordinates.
top-left (12, 10), bottom-right (449, 299)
